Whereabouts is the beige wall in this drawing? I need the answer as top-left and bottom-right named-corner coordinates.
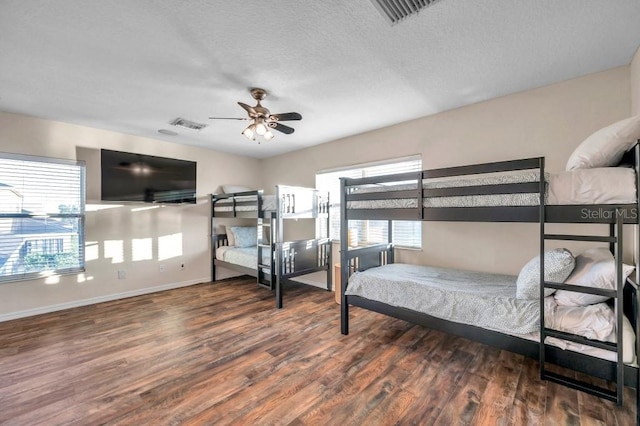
top-left (0, 63), bottom-right (635, 320)
top-left (0, 112), bottom-right (261, 320)
top-left (261, 66), bottom-right (632, 276)
top-left (632, 46), bottom-right (640, 115)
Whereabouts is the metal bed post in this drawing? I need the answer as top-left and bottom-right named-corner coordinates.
top-left (615, 211), bottom-right (624, 405)
top-left (539, 157), bottom-right (546, 381)
top-left (635, 142), bottom-right (640, 287)
top-left (270, 211), bottom-right (276, 291)
top-left (340, 177), bottom-right (349, 335)
top-left (211, 194), bottom-right (215, 282)
top-left (276, 186), bottom-right (284, 309)
top-left (635, 142), bottom-right (640, 423)
top-left (256, 190), bottom-right (274, 289)
top-left (325, 192), bottom-right (332, 292)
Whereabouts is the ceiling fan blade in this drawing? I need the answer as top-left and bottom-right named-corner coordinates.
top-left (269, 112), bottom-right (302, 121)
top-left (208, 117), bottom-right (250, 120)
top-left (269, 122), bottom-right (295, 134)
top-left (238, 102), bottom-right (257, 115)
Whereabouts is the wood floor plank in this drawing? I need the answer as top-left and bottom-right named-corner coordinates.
top-left (544, 364), bottom-right (581, 426)
top-left (612, 385), bottom-right (637, 426)
top-left (509, 357), bottom-right (546, 425)
top-left (360, 387), bottom-right (416, 425)
top-left (397, 346), bottom-right (476, 424)
top-left (472, 350), bottom-right (523, 425)
top-left (433, 372), bottom-right (488, 425)
top-left (0, 277), bottom-right (636, 424)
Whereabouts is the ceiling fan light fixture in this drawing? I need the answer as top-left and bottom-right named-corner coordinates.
top-left (210, 87), bottom-right (302, 143)
top-left (255, 119), bottom-right (268, 136)
top-left (242, 124), bottom-right (256, 140)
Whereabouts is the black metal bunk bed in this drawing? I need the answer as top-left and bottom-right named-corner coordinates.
top-left (339, 144), bottom-right (640, 419)
top-left (212, 185), bottom-right (331, 308)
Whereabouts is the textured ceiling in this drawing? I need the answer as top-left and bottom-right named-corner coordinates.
top-left (1, 1), bottom-right (640, 159)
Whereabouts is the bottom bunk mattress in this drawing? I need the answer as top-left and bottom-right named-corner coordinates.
top-left (345, 263), bottom-right (636, 364)
top-left (215, 246), bottom-right (271, 270)
top-left (345, 263), bottom-right (539, 334)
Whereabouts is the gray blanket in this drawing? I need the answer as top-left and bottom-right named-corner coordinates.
top-left (345, 263), bottom-right (539, 334)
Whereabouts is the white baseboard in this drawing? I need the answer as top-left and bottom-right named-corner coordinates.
top-left (0, 278), bottom-right (208, 323)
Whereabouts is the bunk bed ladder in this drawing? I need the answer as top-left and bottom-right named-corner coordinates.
top-left (257, 212), bottom-right (275, 290)
top-left (540, 213), bottom-right (625, 405)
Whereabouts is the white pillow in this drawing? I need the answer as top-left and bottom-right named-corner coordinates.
top-left (222, 184), bottom-right (253, 194)
top-left (516, 248), bottom-right (575, 300)
top-left (224, 225), bottom-right (236, 246)
top-left (566, 115), bottom-right (640, 171)
top-left (554, 247), bottom-right (635, 306)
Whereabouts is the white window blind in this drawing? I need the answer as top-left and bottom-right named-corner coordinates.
top-left (316, 156), bottom-right (422, 249)
top-left (0, 153), bottom-right (85, 282)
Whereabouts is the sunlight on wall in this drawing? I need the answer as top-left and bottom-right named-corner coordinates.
top-left (132, 238), bottom-right (153, 261)
top-left (104, 240), bottom-right (124, 264)
top-left (158, 233), bottom-right (183, 261)
top-left (77, 273), bottom-right (94, 283)
top-left (44, 275), bottom-right (60, 285)
top-left (85, 240), bottom-right (99, 261)
top-left (86, 204), bottom-right (123, 212)
top-left (131, 205), bottom-right (162, 212)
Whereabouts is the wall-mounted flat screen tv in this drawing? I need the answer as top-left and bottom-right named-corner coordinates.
top-left (101, 149), bottom-right (197, 204)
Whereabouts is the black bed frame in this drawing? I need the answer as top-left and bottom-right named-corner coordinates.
top-left (339, 143), bottom-right (640, 420)
top-left (211, 185), bottom-right (332, 308)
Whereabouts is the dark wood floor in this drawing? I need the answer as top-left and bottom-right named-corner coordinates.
top-left (0, 277), bottom-right (636, 425)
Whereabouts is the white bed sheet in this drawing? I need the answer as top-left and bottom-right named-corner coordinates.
top-left (513, 297), bottom-right (636, 364)
top-left (548, 167), bottom-right (636, 205)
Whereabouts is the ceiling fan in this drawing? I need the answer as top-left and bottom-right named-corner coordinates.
top-left (209, 88), bottom-right (302, 142)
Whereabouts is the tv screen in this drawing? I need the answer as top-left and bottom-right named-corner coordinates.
top-left (101, 149), bottom-right (196, 204)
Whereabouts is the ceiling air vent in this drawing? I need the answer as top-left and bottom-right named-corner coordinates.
top-left (170, 117), bottom-right (207, 131)
top-left (370, 0), bottom-right (443, 25)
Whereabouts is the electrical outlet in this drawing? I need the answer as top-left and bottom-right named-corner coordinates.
top-left (159, 265), bottom-right (166, 272)
top-left (117, 270), bottom-right (126, 279)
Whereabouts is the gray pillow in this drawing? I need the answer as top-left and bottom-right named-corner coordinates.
top-left (516, 248), bottom-right (575, 300)
top-left (229, 226), bottom-right (257, 248)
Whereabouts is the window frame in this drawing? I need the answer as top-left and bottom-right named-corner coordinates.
top-left (316, 155), bottom-right (422, 249)
top-left (0, 152), bottom-right (86, 283)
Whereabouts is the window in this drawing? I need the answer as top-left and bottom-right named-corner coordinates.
top-left (0, 152), bottom-right (85, 282)
top-left (316, 156), bottom-right (422, 249)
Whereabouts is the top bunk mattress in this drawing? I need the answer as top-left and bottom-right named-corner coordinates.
top-left (346, 167), bottom-right (636, 209)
